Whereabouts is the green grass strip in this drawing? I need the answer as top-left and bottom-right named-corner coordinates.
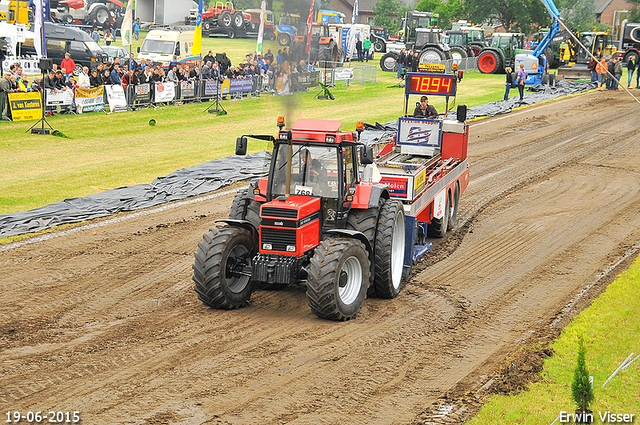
top-left (468, 254), bottom-right (640, 424)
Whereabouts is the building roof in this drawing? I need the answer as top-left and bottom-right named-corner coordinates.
top-left (595, 0), bottom-right (612, 15)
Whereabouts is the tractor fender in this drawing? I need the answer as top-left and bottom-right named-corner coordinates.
top-left (324, 229), bottom-right (372, 257)
top-left (368, 185), bottom-right (390, 208)
top-left (216, 219), bottom-right (258, 243)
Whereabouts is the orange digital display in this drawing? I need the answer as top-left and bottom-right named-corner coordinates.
top-left (406, 73), bottom-right (456, 96)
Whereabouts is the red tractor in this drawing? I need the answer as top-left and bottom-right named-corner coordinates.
top-left (193, 72), bottom-right (470, 320)
top-left (57, 0), bottom-right (123, 26)
top-left (185, 1), bottom-right (246, 36)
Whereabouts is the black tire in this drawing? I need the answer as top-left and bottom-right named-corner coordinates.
top-left (232, 11), bottom-right (244, 29)
top-left (346, 206), bottom-right (379, 243)
top-left (91, 5), bottom-right (110, 25)
top-left (229, 188), bottom-right (260, 229)
top-left (449, 183), bottom-right (460, 229)
top-left (544, 46), bottom-right (555, 68)
top-left (203, 20), bottom-right (211, 31)
top-left (624, 51), bottom-right (639, 67)
top-left (318, 40), bottom-right (339, 65)
top-left (450, 45), bottom-right (468, 61)
top-left (74, 64), bottom-right (82, 76)
top-left (306, 238), bottom-right (370, 321)
top-left (278, 33), bottom-right (291, 46)
top-left (193, 226), bottom-right (256, 309)
top-left (228, 29), bottom-right (236, 39)
top-left (219, 10), bottom-right (232, 28)
top-left (61, 13), bottom-right (73, 24)
top-left (380, 52), bottom-right (399, 72)
top-left (374, 39), bottom-right (386, 53)
top-left (374, 199), bottom-right (406, 299)
top-left (428, 191), bottom-right (450, 238)
top-left (477, 50), bottom-right (503, 74)
top-left (419, 47), bottom-right (445, 63)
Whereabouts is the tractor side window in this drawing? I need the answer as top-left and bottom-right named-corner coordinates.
top-left (174, 42), bottom-right (180, 56)
top-left (344, 147), bottom-right (355, 188)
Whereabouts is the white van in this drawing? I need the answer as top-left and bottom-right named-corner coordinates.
top-left (137, 29), bottom-right (197, 68)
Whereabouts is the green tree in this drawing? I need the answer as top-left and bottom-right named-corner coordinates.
top-left (630, 6), bottom-right (640, 23)
top-left (281, 0), bottom-right (313, 16)
top-left (415, 0), bottom-right (463, 29)
top-left (571, 336), bottom-right (595, 413)
top-left (465, 0), bottom-right (550, 33)
top-left (373, 0), bottom-right (402, 33)
top-left (555, 0), bottom-right (602, 31)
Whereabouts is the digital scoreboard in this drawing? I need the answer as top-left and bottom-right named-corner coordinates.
top-left (405, 72), bottom-right (457, 97)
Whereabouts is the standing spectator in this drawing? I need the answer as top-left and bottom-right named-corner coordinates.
top-left (397, 48), bottom-right (406, 79)
top-left (91, 26), bottom-right (100, 43)
top-left (61, 53), bottom-right (76, 78)
top-left (281, 47), bottom-right (289, 63)
top-left (596, 56), bottom-right (607, 90)
top-left (104, 29), bottom-right (114, 46)
top-left (588, 56), bottom-right (597, 83)
top-left (264, 49), bottom-right (274, 64)
top-left (90, 69), bottom-right (101, 87)
top-left (78, 66), bottom-right (90, 88)
top-left (133, 18), bottom-right (141, 41)
top-left (504, 67), bottom-right (514, 100)
top-left (129, 53), bottom-right (138, 72)
top-left (606, 57), bottom-right (615, 90)
top-left (204, 50), bottom-right (215, 66)
top-left (363, 37), bottom-right (372, 62)
top-left (276, 49), bottom-right (283, 65)
top-left (189, 65), bottom-right (199, 80)
top-left (212, 61), bottom-right (221, 80)
top-left (166, 65), bottom-right (179, 83)
top-left (613, 57), bottom-right (622, 91)
top-left (1, 72), bottom-right (15, 120)
top-left (516, 63), bottom-right (527, 101)
top-left (627, 56), bottom-right (636, 89)
top-left (169, 55), bottom-right (178, 70)
top-left (110, 64), bottom-right (122, 85)
top-left (201, 61), bottom-right (212, 79)
top-left (355, 35), bottom-right (363, 62)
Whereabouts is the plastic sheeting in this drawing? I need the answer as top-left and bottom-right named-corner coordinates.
top-left (0, 151), bottom-right (267, 238)
top-left (0, 80), bottom-right (597, 238)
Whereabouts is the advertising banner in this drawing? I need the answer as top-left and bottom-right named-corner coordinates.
top-left (154, 82), bottom-right (176, 102)
top-left (204, 79), bottom-right (219, 96)
top-left (180, 80), bottom-right (196, 99)
top-left (105, 85), bottom-right (128, 112)
top-left (334, 68), bottom-right (354, 80)
top-left (8, 92), bottom-right (42, 121)
top-left (135, 84), bottom-right (151, 104)
top-left (45, 88), bottom-right (73, 107)
top-left (229, 78), bottom-right (253, 93)
top-left (75, 86), bottom-right (105, 114)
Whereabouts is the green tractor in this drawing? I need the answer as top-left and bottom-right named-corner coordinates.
top-left (477, 32), bottom-right (527, 74)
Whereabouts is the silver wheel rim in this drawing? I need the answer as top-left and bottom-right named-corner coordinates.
top-left (390, 211), bottom-right (405, 290)
top-left (451, 51), bottom-right (463, 63)
top-left (338, 256), bottom-right (362, 305)
top-left (420, 50), bottom-right (441, 62)
top-left (383, 56), bottom-right (397, 70)
top-left (97, 9), bottom-right (108, 23)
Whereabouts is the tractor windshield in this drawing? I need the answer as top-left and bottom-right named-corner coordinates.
top-left (270, 144), bottom-right (339, 199)
top-left (448, 33), bottom-right (466, 46)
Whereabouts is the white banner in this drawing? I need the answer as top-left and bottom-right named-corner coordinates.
top-left (45, 88), bottom-right (73, 106)
top-left (154, 82), bottom-right (176, 102)
top-left (105, 85), bottom-right (128, 112)
top-left (333, 67), bottom-right (354, 80)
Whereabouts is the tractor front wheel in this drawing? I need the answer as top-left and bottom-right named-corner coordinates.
top-left (193, 226), bottom-right (255, 309)
top-left (306, 238), bottom-right (370, 321)
top-left (379, 52), bottom-right (399, 72)
top-left (374, 199), bottom-right (406, 298)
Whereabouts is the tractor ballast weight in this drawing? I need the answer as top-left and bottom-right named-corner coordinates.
top-left (193, 72), bottom-right (469, 321)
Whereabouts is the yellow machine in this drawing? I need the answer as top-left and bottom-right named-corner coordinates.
top-left (558, 30), bottom-right (617, 79)
top-left (0, 0), bottom-right (33, 26)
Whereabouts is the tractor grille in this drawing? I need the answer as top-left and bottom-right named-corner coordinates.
top-left (261, 227), bottom-right (296, 252)
top-left (262, 207), bottom-right (298, 219)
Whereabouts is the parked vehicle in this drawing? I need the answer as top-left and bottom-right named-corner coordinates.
top-left (57, 0), bottom-right (124, 27)
top-left (275, 12), bottom-right (299, 46)
top-left (185, 1), bottom-right (246, 39)
top-left (0, 0), bottom-right (33, 26)
top-left (102, 45), bottom-right (127, 63)
top-left (477, 32), bottom-right (526, 74)
top-left (137, 29), bottom-right (196, 68)
top-left (616, 21), bottom-right (640, 65)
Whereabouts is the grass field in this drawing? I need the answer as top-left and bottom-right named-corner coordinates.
top-left (0, 37), bottom-right (506, 215)
top-left (468, 255), bottom-right (640, 424)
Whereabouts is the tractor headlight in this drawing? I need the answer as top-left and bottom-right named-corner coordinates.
top-left (262, 243), bottom-right (273, 250)
top-left (286, 245), bottom-right (296, 252)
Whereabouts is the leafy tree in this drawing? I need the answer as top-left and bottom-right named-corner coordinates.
top-left (373, 0), bottom-right (402, 33)
top-left (630, 6), bottom-right (640, 23)
top-left (555, 0), bottom-right (601, 32)
top-left (465, 0), bottom-right (550, 34)
top-left (281, 0), bottom-right (313, 16)
top-left (571, 336), bottom-right (595, 413)
top-left (415, 0), bottom-right (463, 29)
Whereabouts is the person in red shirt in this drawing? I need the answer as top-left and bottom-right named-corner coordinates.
top-left (61, 53), bottom-right (76, 78)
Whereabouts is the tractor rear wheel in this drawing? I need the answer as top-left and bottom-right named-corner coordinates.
top-left (419, 47), bottom-right (445, 63)
top-left (380, 52), bottom-right (399, 72)
top-left (374, 199), bottom-right (406, 299)
top-left (229, 188), bottom-right (260, 230)
top-left (193, 226), bottom-right (255, 309)
top-left (428, 191), bottom-right (451, 238)
top-left (91, 5), bottom-right (110, 26)
top-left (306, 238), bottom-right (370, 321)
top-left (219, 10), bottom-right (232, 28)
top-left (278, 33), bottom-right (291, 46)
top-left (477, 50), bottom-right (503, 74)
top-left (450, 45), bottom-right (468, 62)
top-left (232, 11), bottom-right (244, 29)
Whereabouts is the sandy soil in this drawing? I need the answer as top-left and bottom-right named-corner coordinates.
top-left (2, 91), bottom-right (640, 425)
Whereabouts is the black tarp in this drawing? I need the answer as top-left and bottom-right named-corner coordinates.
top-left (0, 80), bottom-right (597, 238)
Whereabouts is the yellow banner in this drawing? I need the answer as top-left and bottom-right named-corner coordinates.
top-left (75, 86), bottom-right (104, 99)
top-left (8, 92), bottom-right (42, 122)
top-left (418, 63), bottom-right (446, 73)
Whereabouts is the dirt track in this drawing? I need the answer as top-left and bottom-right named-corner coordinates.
top-left (2, 91), bottom-right (640, 425)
